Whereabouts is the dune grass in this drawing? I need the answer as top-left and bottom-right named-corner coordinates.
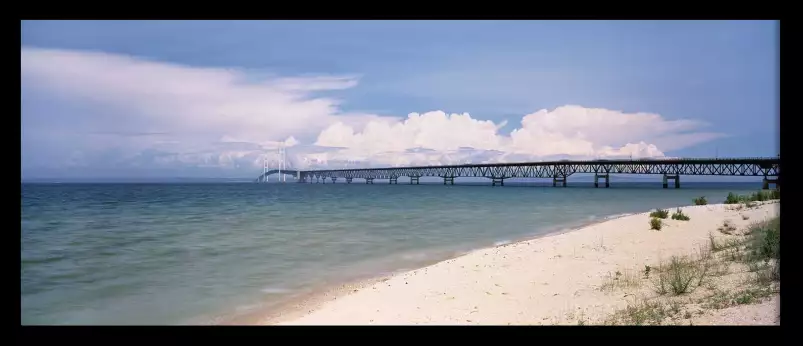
top-left (649, 209), bottom-right (669, 219)
top-left (649, 217), bottom-right (662, 230)
top-left (671, 208), bottom-right (690, 221)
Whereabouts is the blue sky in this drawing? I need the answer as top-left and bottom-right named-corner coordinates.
top-left (21, 20), bottom-right (779, 179)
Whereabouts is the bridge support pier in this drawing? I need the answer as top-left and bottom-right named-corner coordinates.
top-left (762, 176), bottom-right (779, 190)
top-left (366, 178), bottom-right (374, 184)
top-left (346, 177), bottom-right (353, 184)
top-left (553, 176), bottom-right (567, 187)
top-left (389, 177), bottom-right (398, 184)
top-left (410, 176), bottom-right (420, 185)
top-left (491, 177), bottom-right (505, 186)
top-left (444, 176), bottom-right (455, 185)
top-left (663, 174), bottom-right (680, 188)
top-left (331, 177), bottom-right (337, 184)
top-left (594, 173), bottom-right (610, 188)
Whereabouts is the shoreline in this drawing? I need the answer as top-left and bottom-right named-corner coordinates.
top-left (252, 213), bottom-right (628, 325)
top-left (240, 212), bottom-right (632, 325)
top-left (265, 201), bottom-right (779, 325)
top-left (257, 207), bottom-right (685, 325)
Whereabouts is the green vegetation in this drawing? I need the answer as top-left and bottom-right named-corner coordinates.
top-left (708, 233), bottom-right (741, 252)
top-left (704, 287), bottom-right (775, 310)
top-left (601, 269), bottom-right (642, 291)
top-left (603, 216), bottom-right (780, 325)
top-left (607, 300), bottom-right (671, 325)
top-left (745, 218), bottom-right (780, 262)
top-left (692, 196), bottom-right (708, 205)
top-left (649, 208), bottom-right (669, 219)
top-left (649, 217), bottom-right (663, 231)
top-left (671, 208), bottom-right (690, 221)
top-left (724, 190), bottom-right (780, 205)
top-left (652, 254), bottom-right (710, 296)
top-left (717, 220), bottom-right (737, 235)
top-left (725, 192), bottom-right (741, 204)
top-left (743, 217), bottom-right (780, 284)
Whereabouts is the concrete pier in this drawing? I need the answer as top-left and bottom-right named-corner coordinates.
top-left (389, 177), bottom-right (398, 184)
top-left (491, 177), bottom-right (505, 186)
top-left (663, 174), bottom-right (680, 188)
top-left (346, 177), bottom-right (353, 184)
top-left (762, 176), bottom-right (779, 190)
top-left (444, 176), bottom-right (455, 185)
top-left (553, 175), bottom-right (567, 187)
top-left (410, 176), bottom-right (420, 185)
top-left (594, 173), bottom-right (610, 188)
top-left (366, 178), bottom-right (374, 184)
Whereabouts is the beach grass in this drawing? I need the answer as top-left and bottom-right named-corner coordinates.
top-left (671, 208), bottom-right (690, 221)
top-left (649, 209), bottom-right (669, 219)
top-left (649, 217), bottom-right (662, 230)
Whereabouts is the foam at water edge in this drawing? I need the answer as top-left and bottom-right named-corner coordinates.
top-left (493, 240), bottom-right (512, 246)
top-left (605, 213), bottom-right (634, 220)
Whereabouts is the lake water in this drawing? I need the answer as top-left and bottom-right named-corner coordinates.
top-left (21, 180), bottom-right (765, 324)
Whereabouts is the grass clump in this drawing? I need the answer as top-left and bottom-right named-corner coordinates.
top-left (745, 217), bottom-right (780, 262)
top-left (671, 208), bottom-right (690, 221)
top-left (704, 287), bottom-right (775, 310)
top-left (724, 190), bottom-right (780, 205)
top-left (649, 208), bottom-right (669, 219)
top-left (652, 254), bottom-right (710, 296)
top-left (708, 233), bottom-right (743, 252)
top-left (725, 192), bottom-right (741, 204)
top-left (601, 270), bottom-right (642, 291)
top-left (692, 196), bottom-right (708, 205)
top-left (649, 217), bottom-right (663, 231)
top-left (717, 220), bottom-right (737, 235)
top-left (605, 300), bottom-right (679, 325)
top-left (741, 217), bottom-right (780, 284)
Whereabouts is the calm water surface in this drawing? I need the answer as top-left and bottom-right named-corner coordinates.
top-left (21, 180), bottom-right (765, 324)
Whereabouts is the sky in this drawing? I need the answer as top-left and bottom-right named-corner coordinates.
top-left (20, 20), bottom-right (779, 180)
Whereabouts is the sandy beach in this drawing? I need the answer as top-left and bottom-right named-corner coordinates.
top-left (268, 201), bottom-right (780, 325)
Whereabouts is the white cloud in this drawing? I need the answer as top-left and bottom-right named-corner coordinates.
top-left (309, 106), bottom-right (725, 168)
top-left (21, 47), bottom-right (725, 176)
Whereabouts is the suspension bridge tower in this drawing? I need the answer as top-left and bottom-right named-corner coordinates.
top-left (259, 142), bottom-right (294, 183)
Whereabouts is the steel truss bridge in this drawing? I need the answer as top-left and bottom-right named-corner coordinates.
top-left (257, 157), bottom-right (780, 189)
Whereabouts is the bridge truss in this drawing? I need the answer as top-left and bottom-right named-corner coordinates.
top-left (289, 157), bottom-right (780, 189)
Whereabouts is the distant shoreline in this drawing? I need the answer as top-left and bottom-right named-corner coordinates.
top-left (268, 201), bottom-right (779, 325)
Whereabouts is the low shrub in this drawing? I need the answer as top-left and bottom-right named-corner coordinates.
top-left (692, 196), bottom-right (707, 205)
top-left (649, 209), bottom-right (669, 219)
top-left (725, 192), bottom-right (741, 204)
top-left (650, 217), bottom-right (663, 231)
top-left (653, 255), bottom-right (709, 296)
top-left (671, 208), bottom-right (690, 221)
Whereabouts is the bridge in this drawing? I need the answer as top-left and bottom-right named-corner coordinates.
top-left (255, 169), bottom-right (300, 182)
top-left (260, 157), bottom-right (780, 189)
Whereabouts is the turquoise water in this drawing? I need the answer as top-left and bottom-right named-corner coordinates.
top-left (21, 180), bottom-right (765, 325)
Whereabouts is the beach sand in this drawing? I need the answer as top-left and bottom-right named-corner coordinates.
top-left (268, 202), bottom-right (780, 325)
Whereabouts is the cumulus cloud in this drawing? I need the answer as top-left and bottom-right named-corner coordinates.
top-left (309, 107), bottom-right (725, 168)
top-left (21, 47), bottom-right (725, 177)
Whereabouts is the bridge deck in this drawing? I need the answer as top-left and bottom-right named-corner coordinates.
top-left (258, 157), bottom-right (781, 187)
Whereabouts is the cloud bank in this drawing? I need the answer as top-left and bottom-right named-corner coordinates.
top-left (21, 47), bottom-right (725, 177)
